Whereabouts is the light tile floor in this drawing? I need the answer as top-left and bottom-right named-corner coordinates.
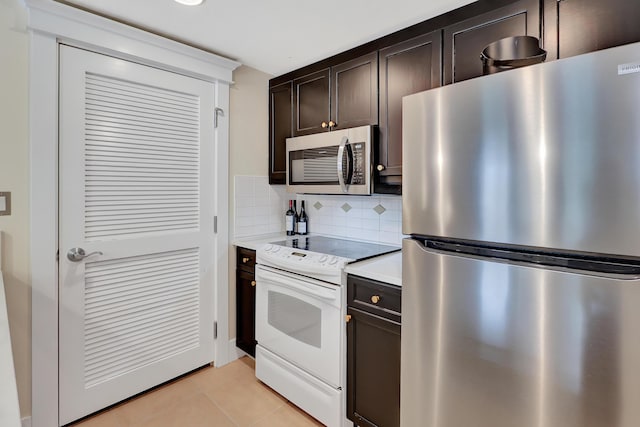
top-left (69, 357), bottom-right (324, 427)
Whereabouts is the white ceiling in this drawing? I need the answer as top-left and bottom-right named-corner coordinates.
top-left (58, 0), bottom-right (476, 76)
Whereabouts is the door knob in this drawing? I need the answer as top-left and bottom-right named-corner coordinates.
top-left (251, 280), bottom-right (256, 287)
top-left (242, 257), bottom-right (250, 263)
top-left (321, 121), bottom-right (328, 128)
top-left (371, 295), bottom-right (381, 304)
top-left (376, 164), bottom-right (386, 172)
top-left (328, 120), bottom-right (336, 128)
top-left (67, 247), bottom-right (103, 262)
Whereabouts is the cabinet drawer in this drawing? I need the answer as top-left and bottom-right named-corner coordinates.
top-left (237, 247), bottom-right (256, 272)
top-left (347, 275), bottom-right (401, 323)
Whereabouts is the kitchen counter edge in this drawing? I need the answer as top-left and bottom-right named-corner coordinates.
top-left (345, 251), bottom-right (402, 287)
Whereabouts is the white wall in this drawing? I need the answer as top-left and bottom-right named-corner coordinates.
top-left (227, 65), bottom-right (272, 340)
top-left (0, 0), bottom-right (31, 418)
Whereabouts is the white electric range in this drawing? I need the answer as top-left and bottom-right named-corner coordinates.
top-left (255, 236), bottom-right (399, 427)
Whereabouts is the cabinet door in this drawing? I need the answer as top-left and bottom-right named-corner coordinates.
top-left (558, 0), bottom-right (640, 59)
top-left (236, 269), bottom-right (256, 357)
top-left (347, 307), bottom-right (401, 427)
top-left (269, 81), bottom-right (293, 184)
top-left (443, 0), bottom-right (540, 84)
top-left (331, 52), bottom-right (378, 130)
top-left (377, 32), bottom-right (442, 194)
top-left (293, 68), bottom-right (330, 136)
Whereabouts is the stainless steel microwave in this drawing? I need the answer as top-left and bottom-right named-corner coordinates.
top-left (286, 125), bottom-right (374, 195)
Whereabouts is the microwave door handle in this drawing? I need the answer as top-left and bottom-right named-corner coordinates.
top-left (346, 142), bottom-right (354, 184)
top-left (337, 136), bottom-right (348, 193)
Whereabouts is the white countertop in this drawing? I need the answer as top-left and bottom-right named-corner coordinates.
top-left (233, 233), bottom-right (290, 251)
top-left (345, 251), bottom-right (403, 287)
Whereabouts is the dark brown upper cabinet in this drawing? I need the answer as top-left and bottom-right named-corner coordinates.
top-left (269, 81), bottom-right (293, 185)
top-left (293, 52), bottom-right (378, 136)
top-left (293, 69), bottom-right (330, 136)
top-left (376, 31), bottom-right (442, 194)
top-left (443, 0), bottom-right (540, 84)
top-left (269, 0), bottom-right (640, 194)
top-left (557, 0), bottom-right (640, 59)
top-left (331, 52), bottom-right (379, 130)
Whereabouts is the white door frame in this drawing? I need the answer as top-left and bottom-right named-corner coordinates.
top-left (26, 1), bottom-right (239, 426)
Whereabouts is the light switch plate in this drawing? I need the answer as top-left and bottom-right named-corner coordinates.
top-left (0, 192), bottom-right (11, 216)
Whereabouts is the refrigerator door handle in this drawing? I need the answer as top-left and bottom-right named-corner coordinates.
top-left (421, 239), bottom-right (640, 279)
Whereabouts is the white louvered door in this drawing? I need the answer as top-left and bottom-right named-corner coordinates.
top-left (58, 45), bottom-right (216, 425)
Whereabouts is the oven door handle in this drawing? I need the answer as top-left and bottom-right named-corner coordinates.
top-left (337, 136), bottom-right (349, 193)
top-left (257, 270), bottom-right (338, 301)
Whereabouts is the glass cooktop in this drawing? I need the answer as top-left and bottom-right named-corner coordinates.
top-left (270, 236), bottom-right (400, 262)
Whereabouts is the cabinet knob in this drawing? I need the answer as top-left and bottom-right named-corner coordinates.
top-left (328, 120), bottom-right (336, 128)
top-left (321, 121), bottom-right (328, 128)
top-left (345, 314), bottom-right (352, 323)
top-left (251, 280), bottom-right (256, 287)
top-left (371, 295), bottom-right (381, 304)
top-left (376, 164), bottom-right (386, 172)
top-left (242, 257), bottom-right (250, 263)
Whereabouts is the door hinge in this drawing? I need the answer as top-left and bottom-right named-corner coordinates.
top-left (214, 321), bottom-right (218, 340)
top-left (56, 249), bottom-right (59, 262)
top-left (214, 216), bottom-right (218, 233)
top-left (214, 107), bottom-right (224, 128)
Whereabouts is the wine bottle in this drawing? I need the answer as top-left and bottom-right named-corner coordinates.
top-left (285, 200), bottom-right (295, 236)
top-left (297, 200), bottom-right (308, 235)
top-left (293, 200), bottom-right (299, 234)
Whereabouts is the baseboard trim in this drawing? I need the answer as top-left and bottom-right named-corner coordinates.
top-left (21, 416), bottom-right (31, 427)
top-left (227, 338), bottom-right (247, 364)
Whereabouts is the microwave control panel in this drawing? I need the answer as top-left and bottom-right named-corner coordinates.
top-left (351, 143), bottom-right (365, 185)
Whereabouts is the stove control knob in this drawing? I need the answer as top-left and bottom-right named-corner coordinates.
top-left (271, 245), bottom-right (280, 253)
top-left (329, 257), bottom-right (339, 265)
top-left (319, 255), bottom-right (328, 263)
top-left (264, 244), bottom-right (273, 252)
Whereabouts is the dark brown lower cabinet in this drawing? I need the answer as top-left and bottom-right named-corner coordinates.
top-left (236, 247), bottom-right (256, 357)
top-left (347, 275), bottom-right (401, 427)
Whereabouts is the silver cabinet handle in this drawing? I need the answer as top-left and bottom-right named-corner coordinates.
top-left (67, 247), bottom-right (103, 262)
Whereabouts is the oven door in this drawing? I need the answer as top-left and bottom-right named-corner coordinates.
top-left (255, 265), bottom-right (342, 387)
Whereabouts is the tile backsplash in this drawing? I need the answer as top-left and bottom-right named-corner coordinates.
top-left (299, 194), bottom-right (404, 246)
top-left (233, 175), bottom-right (404, 245)
top-left (234, 176), bottom-right (288, 238)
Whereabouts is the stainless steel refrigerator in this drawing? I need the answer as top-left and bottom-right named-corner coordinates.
top-left (401, 41), bottom-right (640, 427)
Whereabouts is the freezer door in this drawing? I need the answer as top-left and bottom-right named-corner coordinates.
top-left (402, 41), bottom-right (640, 257)
top-left (401, 238), bottom-right (640, 427)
